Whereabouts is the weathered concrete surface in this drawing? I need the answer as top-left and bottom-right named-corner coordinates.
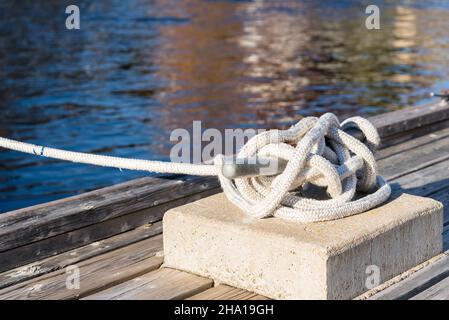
top-left (163, 193), bottom-right (443, 300)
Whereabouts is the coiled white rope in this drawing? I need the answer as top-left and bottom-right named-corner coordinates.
top-left (0, 113), bottom-right (390, 223)
top-left (217, 113), bottom-right (391, 222)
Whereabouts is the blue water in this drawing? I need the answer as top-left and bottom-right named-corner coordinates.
top-left (1, 0), bottom-right (449, 212)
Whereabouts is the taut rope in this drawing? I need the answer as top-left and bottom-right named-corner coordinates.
top-left (0, 113), bottom-right (390, 222)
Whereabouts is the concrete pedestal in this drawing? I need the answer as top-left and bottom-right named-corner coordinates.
top-left (163, 193), bottom-right (443, 300)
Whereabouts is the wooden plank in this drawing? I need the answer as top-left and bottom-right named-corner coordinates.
top-left (187, 285), bottom-right (269, 300)
top-left (376, 127), bottom-right (449, 160)
top-left (0, 222), bottom-right (161, 290)
top-left (0, 235), bottom-right (164, 300)
top-left (369, 100), bottom-right (449, 141)
top-left (0, 175), bottom-right (219, 253)
top-left (0, 185), bottom-right (217, 273)
top-left (83, 268), bottom-right (213, 300)
top-left (377, 132), bottom-right (449, 181)
top-left (377, 118), bottom-right (449, 149)
top-left (391, 158), bottom-right (449, 199)
top-left (364, 252), bottom-right (449, 300)
top-left (0, 177), bottom-right (219, 272)
top-left (410, 275), bottom-right (449, 300)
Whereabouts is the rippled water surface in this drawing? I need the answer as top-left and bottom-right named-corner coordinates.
top-left (1, 0), bottom-right (449, 212)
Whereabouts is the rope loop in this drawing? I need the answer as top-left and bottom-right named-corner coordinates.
top-left (216, 113), bottom-right (391, 222)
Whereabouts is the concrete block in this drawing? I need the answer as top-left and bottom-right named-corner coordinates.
top-left (163, 193), bottom-right (443, 300)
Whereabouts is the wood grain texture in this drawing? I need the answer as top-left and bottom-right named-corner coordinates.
top-left (0, 176), bottom-right (219, 272)
top-left (376, 118), bottom-right (449, 149)
top-left (376, 127), bottom-right (449, 160)
top-left (377, 132), bottom-right (449, 181)
top-left (0, 175), bottom-right (218, 253)
top-left (83, 268), bottom-right (213, 300)
top-left (369, 101), bottom-right (449, 140)
top-left (410, 276), bottom-right (449, 300)
top-left (187, 285), bottom-right (269, 300)
top-left (392, 158), bottom-right (449, 198)
top-left (0, 222), bottom-right (162, 290)
top-left (0, 235), bottom-right (163, 300)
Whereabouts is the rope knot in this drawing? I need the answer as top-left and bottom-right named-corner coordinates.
top-left (216, 113), bottom-right (391, 222)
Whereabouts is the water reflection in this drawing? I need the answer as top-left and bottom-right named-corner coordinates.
top-left (154, 0), bottom-right (248, 129)
top-left (0, 0), bottom-right (448, 212)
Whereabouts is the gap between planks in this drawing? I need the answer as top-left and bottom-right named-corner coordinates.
top-left (0, 174), bottom-right (220, 273)
top-left (0, 234), bottom-right (164, 300)
top-left (0, 221), bottom-right (162, 290)
top-left (360, 251), bottom-right (449, 300)
top-left (82, 268), bottom-right (213, 300)
top-left (376, 126), bottom-right (449, 160)
top-left (187, 284), bottom-right (269, 300)
top-left (410, 272), bottom-right (449, 299)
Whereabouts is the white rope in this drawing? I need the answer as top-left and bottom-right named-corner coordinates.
top-left (0, 113), bottom-right (390, 223)
top-left (0, 136), bottom-right (218, 176)
top-left (216, 113), bottom-right (391, 222)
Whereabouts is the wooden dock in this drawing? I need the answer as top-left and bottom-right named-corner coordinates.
top-left (1, 100), bottom-right (449, 300)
